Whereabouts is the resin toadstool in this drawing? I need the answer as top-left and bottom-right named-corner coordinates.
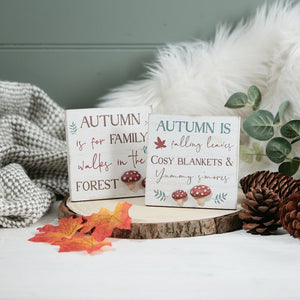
top-left (172, 190), bottom-right (187, 206)
top-left (142, 178), bottom-right (146, 188)
top-left (121, 170), bottom-right (141, 190)
top-left (190, 185), bottom-right (211, 206)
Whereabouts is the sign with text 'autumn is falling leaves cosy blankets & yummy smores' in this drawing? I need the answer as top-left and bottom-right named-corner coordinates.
top-left (145, 114), bottom-right (240, 209)
top-left (66, 106), bottom-right (151, 201)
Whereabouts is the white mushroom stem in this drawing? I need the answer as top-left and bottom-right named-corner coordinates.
top-left (127, 182), bottom-right (136, 190)
top-left (196, 198), bottom-right (205, 206)
top-left (176, 199), bottom-right (183, 206)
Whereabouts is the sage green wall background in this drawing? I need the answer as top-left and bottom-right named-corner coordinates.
top-left (0, 0), bottom-right (278, 108)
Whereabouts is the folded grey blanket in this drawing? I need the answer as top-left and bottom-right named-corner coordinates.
top-left (0, 81), bottom-right (68, 228)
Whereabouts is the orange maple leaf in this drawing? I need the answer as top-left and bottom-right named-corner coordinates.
top-left (29, 216), bottom-right (83, 244)
top-left (29, 202), bottom-right (132, 254)
top-left (55, 236), bottom-right (112, 253)
top-left (80, 202), bottom-right (132, 241)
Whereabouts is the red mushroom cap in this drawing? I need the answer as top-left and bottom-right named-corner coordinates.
top-left (121, 170), bottom-right (141, 183)
top-left (142, 178), bottom-right (146, 188)
top-left (190, 185), bottom-right (211, 198)
top-left (172, 190), bottom-right (187, 200)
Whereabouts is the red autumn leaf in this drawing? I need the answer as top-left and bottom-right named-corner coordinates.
top-left (29, 216), bottom-right (83, 244)
top-left (55, 236), bottom-right (112, 253)
top-left (80, 202), bottom-right (132, 241)
top-left (154, 136), bottom-right (167, 149)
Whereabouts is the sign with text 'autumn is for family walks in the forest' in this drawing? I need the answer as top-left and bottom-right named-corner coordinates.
top-left (145, 114), bottom-right (240, 209)
top-left (66, 106), bottom-right (151, 201)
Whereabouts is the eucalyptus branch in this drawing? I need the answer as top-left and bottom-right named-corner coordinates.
top-left (225, 86), bottom-right (300, 176)
top-left (286, 157), bottom-right (300, 163)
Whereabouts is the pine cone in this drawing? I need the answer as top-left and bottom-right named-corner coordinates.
top-left (240, 170), bottom-right (300, 199)
top-left (239, 187), bottom-right (281, 235)
top-left (280, 192), bottom-right (300, 238)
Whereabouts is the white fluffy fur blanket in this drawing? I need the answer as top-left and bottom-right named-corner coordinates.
top-left (98, 1), bottom-right (300, 179)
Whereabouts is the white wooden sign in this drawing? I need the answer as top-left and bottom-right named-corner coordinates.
top-left (66, 106), bottom-right (151, 201)
top-left (145, 114), bottom-right (240, 209)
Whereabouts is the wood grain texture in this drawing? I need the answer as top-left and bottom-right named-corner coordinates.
top-left (58, 195), bottom-right (242, 239)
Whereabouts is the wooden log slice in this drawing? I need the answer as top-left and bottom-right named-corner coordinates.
top-left (59, 193), bottom-right (242, 239)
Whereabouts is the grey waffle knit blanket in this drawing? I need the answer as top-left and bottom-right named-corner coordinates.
top-left (0, 81), bottom-right (68, 228)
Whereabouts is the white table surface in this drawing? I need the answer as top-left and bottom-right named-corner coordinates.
top-left (1, 200), bottom-right (299, 300)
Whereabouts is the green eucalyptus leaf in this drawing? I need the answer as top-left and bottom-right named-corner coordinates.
top-left (291, 136), bottom-right (300, 144)
top-left (252, 142), bottom-right (263, 161)
top-left (274, 101), bottom-right (289, 125)
top-left (247, 86), bottom-right (261, 110)
top-left (266, 137), bottom-right (292, 163)
top-left (243, 110), bottom-right (274, 140)
top-left (225, 92), bottom-right (248, 109)
top-left (239, 143), bottom-right (264, 163)
top-left (240, 146), bottom-right (254, 163)
top-left (278, 157), bottom-right (300, 176)
top-left (280, 120), bottom-right (300, 138)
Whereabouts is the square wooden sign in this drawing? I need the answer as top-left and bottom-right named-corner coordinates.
top-left (145, 114), bottom-right (240, 209)
top-left (66, 106), bottom-right (151, 201)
